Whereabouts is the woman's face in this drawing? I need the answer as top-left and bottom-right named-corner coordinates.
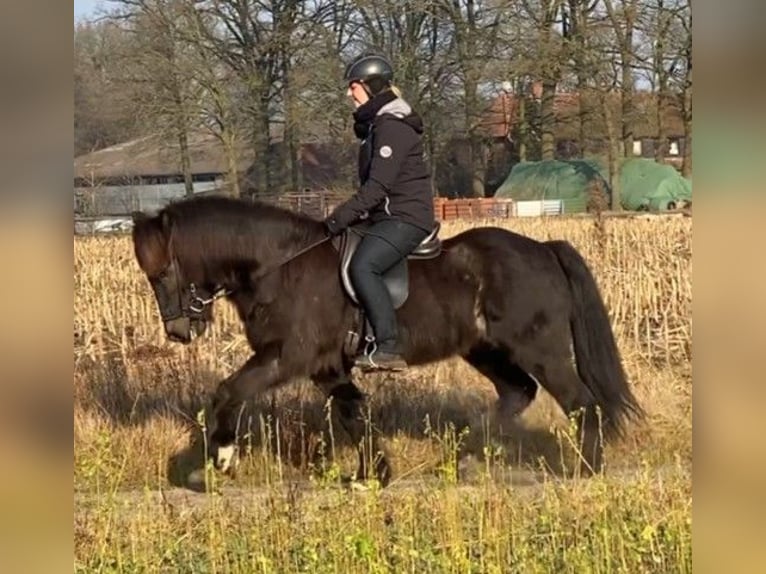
top-left (347, 81), bottom-right (369, 108)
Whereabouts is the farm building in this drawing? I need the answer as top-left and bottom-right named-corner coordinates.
top-left (73, 130), bottom-right (352, 232)
top-left (74, 132), bottom-right (242, 215)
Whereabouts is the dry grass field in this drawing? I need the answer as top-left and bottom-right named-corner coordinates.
top-left (74, 214), bottom-right (692, 573)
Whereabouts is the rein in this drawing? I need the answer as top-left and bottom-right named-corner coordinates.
top-left (187, 234), bottom-right (332, 312)
top-left (251, 234), bottom-right (332, 281)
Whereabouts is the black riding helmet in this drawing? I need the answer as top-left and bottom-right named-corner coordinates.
top-left (344, 53), bottom-right (394, 96)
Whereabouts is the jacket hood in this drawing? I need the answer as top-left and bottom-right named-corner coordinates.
top-left (400, 111), bottom-right (424, 133)
top-left (377, 97), bottom-right (424, 134)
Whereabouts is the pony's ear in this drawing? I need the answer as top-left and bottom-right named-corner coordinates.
top-left (160, 211), bottom-right (172, 231)
top-left (132, 210), bottom-right (170, 238)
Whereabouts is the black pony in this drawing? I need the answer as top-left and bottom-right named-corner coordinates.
top-left (131, 195), bottom-right (643, 485)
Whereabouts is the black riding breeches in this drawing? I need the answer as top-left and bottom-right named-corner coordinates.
top-left (348, 219), bottom-right (430, 352)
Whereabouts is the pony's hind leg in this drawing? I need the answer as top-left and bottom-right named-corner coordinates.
top-left (520, 353), bottom-right (605, 475)
top-left (463, 342), bottom-right (539, 425)
top-left (311, 369), bottom-right (392, 487)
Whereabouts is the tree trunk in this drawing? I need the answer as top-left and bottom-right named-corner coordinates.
top-left (577, 88), bottom-right (587, 157)
top-left (621, 45), bottom-right (634, 158)
top-left (464, 71), bottom-right (484, 198)
top-left (171, 70), bottom-right (193, 197)
top-left (602, 0), bottom-right (636, 159)
top-left (282, 60), bottom-right (300, 193)
top-left (177, 127), bottom-right (194, 197)
top-left (167, 57), bottom-right (193, 197)
top-left (655, 92), bottom-right (666, 163)
top-left (682, 67), bottom-right (692, 177)
top-left (250, 83), bottom-right (272, 195)
top-left (541, 79), bottom-right (557, 160)
top-left (222, 128), bottom-right (241, 197)
top-left (518, 93), bottom-right (528, 162)
top-left (290, 128), bottom-right (302, 192)
top-left (566, 0), bottom-right (592, 158)
top-left (681, 5), bottom-right (692, 177)
top-left (601, 91), bottom-right (622, 210)
top-left (425, 108), bottom-right (439, 196)
top-left (654, 0), bottom-right (668, 163)
top-left (536, 0), bottom-right (562, 161)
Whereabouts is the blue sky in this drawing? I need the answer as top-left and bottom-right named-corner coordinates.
top-left (74, 0), bottom-right (105, 23)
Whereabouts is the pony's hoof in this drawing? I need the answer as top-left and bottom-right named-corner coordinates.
top-left (340, 475), bottom-right (374, 492)
top-left (186, 468), bottom-right (208, 492)
top-left (350, 480), bottom-right (370, 492)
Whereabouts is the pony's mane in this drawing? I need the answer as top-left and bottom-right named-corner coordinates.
top-left (162, 195), bottom-right (321, 227)
top-left (159, 195), bottom-right (326, 273)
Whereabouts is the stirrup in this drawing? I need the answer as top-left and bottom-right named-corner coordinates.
top-left (353, 335), bottom-right (378, 368)
top-left (362, 334), bottom-right (377, 357)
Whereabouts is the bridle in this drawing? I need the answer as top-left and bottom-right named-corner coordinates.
top-left (187, 282), bottom-right (231, 314)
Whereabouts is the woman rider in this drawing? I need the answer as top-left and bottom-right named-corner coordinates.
top-left (323, 52), bottom-right (436, 372)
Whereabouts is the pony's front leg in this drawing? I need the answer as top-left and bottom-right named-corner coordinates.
top-left (312, 369), bottom-right (392, 487)
top-left (208, 346), bottom-right (283, 473)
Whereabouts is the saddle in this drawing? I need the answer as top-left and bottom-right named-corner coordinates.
top-left (331, 221), bottom-right (442, 356)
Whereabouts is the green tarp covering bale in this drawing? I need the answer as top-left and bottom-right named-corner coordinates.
top-left (494, 158), bottom-right (691, 212)
top-left (493, 160), bottom-right (610, 213)
top-left (619, 158), bottom-right (692, 211)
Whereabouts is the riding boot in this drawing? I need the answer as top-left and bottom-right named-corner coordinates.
top-left (354, 337), bottom-right (408, 372)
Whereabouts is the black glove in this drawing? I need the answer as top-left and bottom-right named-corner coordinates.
top-left (324, 216), bottom-right (344, 237)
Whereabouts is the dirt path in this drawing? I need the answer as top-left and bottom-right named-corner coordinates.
top-left (74, 461), bottom-right (689, 518)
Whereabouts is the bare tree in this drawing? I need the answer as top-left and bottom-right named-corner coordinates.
top-left (521, 0), bottom-right (566, 161)
top-left (439, 0), bottom-right (504, 196)
top-left (602, 0), bottom-right (640, 158)
top-left (73, 0), bottom-right (691, 202)
top-left (182, 3), bottom-right (247, 196)
top-left (652, 0), bottom-right (671, 162)
top-left (110, 0), bottom-right (204, 197)
top-left (676, 0), bottom-right (691, 176)
top-left (74, 21), bottom-right (143, 155)
top-left (561, 0), bottom-right (600, 157)
top-left (583, 7), bottom-right (625, 208)
top-left (190, 0), bottom-right (286, 194)
top-left (351, 0), bottom-right (436, 104)
top-left (280, 0), bottom-right (361, 188)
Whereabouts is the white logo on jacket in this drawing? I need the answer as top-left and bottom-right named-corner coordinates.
top-left (379, 145), bottom-right (392, 158)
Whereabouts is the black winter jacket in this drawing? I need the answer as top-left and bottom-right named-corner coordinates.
top-left (325, 91), bottom-right (435, 234)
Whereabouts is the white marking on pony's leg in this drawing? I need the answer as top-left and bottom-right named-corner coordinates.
top-left (568, 327), bottom-right (578, 370)
top-left (474, 310), bottom-right (487, 336)
top-left (473, 284), bottom-right (488, 336)
top-left (217, 444), bottom-right (237, 473)
top-left (215, 402), bottom-right (245, 473)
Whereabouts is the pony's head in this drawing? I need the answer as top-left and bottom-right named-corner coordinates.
top-left (130, 209), bottom-right (214, 344)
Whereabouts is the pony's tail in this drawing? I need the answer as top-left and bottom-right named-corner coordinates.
top-left (546, 240), bottom-right (644, 439)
